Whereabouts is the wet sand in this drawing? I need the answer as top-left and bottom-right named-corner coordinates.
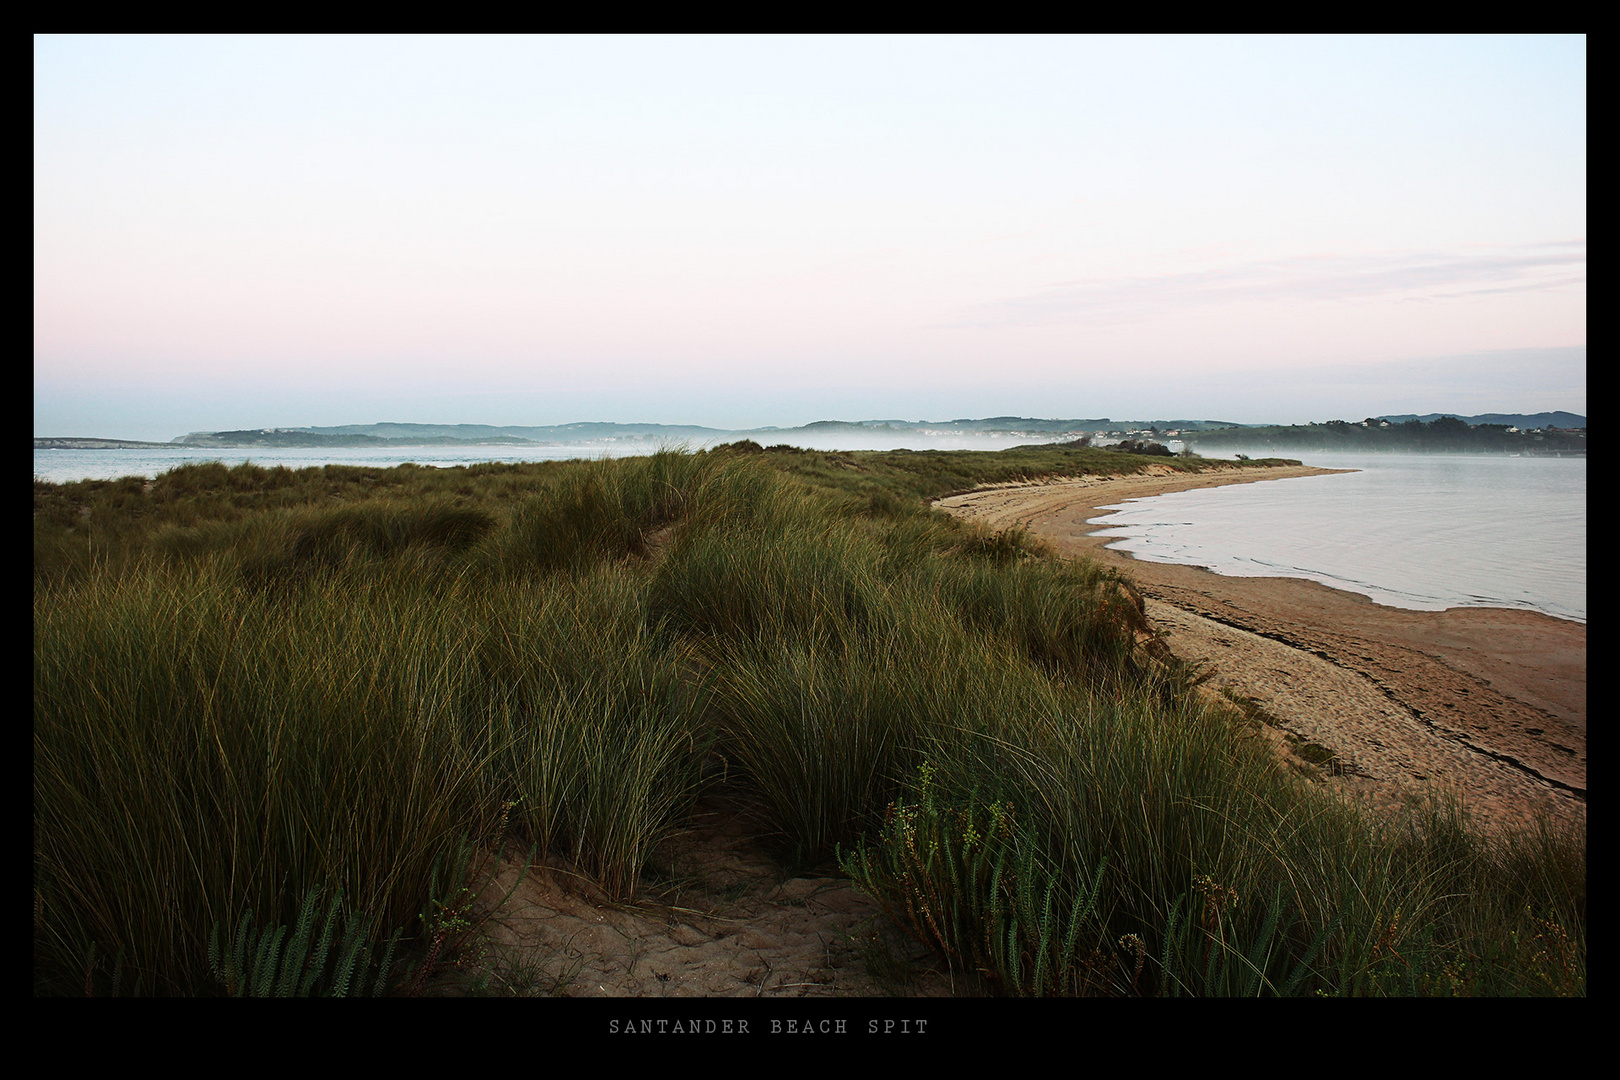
top-left (935, 464), bottom-right (1586, 833)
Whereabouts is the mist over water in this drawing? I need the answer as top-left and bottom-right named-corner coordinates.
top-left (1090, 452), bottom-right (1586, 622)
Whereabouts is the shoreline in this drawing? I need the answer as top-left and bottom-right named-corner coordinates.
top-left (934, 464), bottom-right (1587, 832)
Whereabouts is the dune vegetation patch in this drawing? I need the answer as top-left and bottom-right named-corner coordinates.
top-left (34, 446), bottom-right (1583, 996)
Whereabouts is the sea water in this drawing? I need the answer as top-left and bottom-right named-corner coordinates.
top-left (1089, 452), bottom-right (1586, 623)
top-left (30, 443), bottom-right (657, 485)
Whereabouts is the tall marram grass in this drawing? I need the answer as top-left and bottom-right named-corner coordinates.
top-left (34, 563), bottom-right (492, 995)
top-left (461, 565), bottom-right (711, 898)
top-left (843, 678), bottom-right (1587, 996)
top-left (498, 449), bottom-right (787, 573)
top-left (35, 564), bottom-right (715, 994)
top-left (35, 446), bottom-right (1583, 995)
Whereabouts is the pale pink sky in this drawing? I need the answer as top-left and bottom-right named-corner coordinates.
top-left (35, 36), bottom-right (1585, 439)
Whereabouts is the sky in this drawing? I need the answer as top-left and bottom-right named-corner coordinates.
top-left (34, 35), bottom-right (1586, 440)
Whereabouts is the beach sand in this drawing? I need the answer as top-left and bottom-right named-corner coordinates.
top-left (934, 464), bottom-right (1587, 834)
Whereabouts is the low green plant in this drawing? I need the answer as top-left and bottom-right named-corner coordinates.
top-left (207, 886), bottom-right (402, 998)
top-left (1151, 879), bottom-right (1343, 997)
top-left (841, 766), bottom-right (1114, 997)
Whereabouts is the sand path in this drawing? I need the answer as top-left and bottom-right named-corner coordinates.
top-left (438, 793), bottom-right (958, 997)
top-left (934, 464), bottom-right (1587, 834)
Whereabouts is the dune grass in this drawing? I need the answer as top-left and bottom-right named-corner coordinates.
top-left (34, 446), bottom-right (1583, 995)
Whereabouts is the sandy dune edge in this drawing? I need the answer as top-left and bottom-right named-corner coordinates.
top-left (934, 465), bottom-right (1587, 833)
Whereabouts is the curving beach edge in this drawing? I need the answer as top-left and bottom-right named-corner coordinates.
top-left (934, 464), bottom-right (1587, 834)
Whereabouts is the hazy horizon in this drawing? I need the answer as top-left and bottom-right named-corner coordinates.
top-left (35, 389), bottom-right (1593, 445)
top-left (35, 36), bottom-right (1585, 443)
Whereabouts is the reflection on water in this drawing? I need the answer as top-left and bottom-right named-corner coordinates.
top-left (1089, 453), bottom-right (1585, 622)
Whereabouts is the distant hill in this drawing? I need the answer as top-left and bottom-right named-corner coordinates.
top-left (41, 413), bottom-right (1582, 451)
top-left (1187, 416), bottom-right (1587, 454)
top-left (289, 422), bottom-right (723, 443)
top-left (784, 418), bottom-right (1249, 434)
top-left (169, 429), bottom-right (543, 449)
top-left (295, 418), bottom-right (1253, 440)
top-left (139, 418), bottom-right (1254, 449)
top-left (1373, 411), bottom-right (1586, 429)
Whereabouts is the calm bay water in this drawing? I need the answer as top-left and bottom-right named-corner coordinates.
top-left (31, 444), bottom-right (633, 485)
top-left (1090, 452), bottom-right (1586, 623)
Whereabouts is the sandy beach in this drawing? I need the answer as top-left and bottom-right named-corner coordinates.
top-left (934, 464), bottom-right (1587, 833)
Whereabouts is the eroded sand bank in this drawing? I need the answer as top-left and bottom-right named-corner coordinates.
top-left (934, 464), bottom-right (1587, 833)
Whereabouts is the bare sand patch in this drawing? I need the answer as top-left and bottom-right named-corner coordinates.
top-left (433, 794), bottom-right (960, 998)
